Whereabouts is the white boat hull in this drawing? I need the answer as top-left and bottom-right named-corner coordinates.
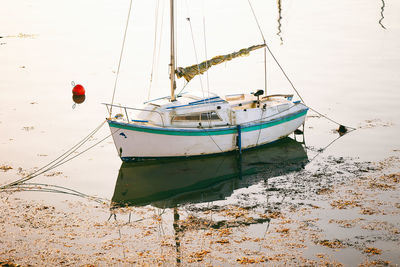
top-left (108, 107), bottom-right (307, 161)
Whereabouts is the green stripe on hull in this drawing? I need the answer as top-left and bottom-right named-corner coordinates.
top-left (109, 109), bottom-right (307, 137)
top-left (242, 109), bottom-right (307, 133)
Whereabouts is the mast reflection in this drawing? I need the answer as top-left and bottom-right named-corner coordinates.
top-left (277, 0), bottom-right (283, 44)
top-left (379, 0), bottom-right (387, 29)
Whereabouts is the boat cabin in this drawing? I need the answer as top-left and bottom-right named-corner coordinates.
top-left (109, 91), bottom-right (295, 129)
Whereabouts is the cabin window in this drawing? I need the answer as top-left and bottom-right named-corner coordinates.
top-left (172, 111), bottom-right (221, 122)
top-left (200, 111), bottom-right (221, 121)
top-left (173, 114), bottom-right (200, 121)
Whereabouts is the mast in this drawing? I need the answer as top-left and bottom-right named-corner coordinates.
top-left (170, 0), bottom-right (176, 101)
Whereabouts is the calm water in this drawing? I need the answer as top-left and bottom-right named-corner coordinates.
top-left (1, 0), bottom-right (400, 265)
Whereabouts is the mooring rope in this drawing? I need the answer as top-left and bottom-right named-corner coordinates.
top-left (3, 183), bottom-right (109, 204)
top-left (0, 120), bottom-right (112, 190)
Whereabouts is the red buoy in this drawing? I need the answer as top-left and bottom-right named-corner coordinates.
top-left (72, 84), bottom-right (85, 96)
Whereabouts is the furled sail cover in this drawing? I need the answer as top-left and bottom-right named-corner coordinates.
top-left (176, 44), bottom-right (266, 82)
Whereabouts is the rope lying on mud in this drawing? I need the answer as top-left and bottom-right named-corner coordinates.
top-left (0, 120), bottom-right (111, 190)
top-left (2, 183), bottom-right (109, 204)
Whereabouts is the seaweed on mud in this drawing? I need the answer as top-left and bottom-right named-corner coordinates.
top-left (1, 155), bottom-right (399, 266)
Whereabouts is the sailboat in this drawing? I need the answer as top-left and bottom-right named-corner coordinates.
top-left (105, 1), bottom-right (308, 162)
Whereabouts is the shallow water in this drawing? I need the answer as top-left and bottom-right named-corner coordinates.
top-left (1, 0), bottom-right (400, 265)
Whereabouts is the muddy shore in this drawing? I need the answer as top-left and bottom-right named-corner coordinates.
top-left (1, 155), bottom-right (399, 266)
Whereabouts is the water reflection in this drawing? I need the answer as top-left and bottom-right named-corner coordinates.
top-left (379, 0), bottom-right (387, 29)
top-left (277, 0), bottom-right (283, 44)
top-left (111, 137), bottom-right (307, 265)
top-left (111, 137), bottom-right (308, 209)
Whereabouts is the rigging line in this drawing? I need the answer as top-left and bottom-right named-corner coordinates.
top-left (244, 103), bottom-right (354, 132)
top-left (247, 0), bottom-right (266, 42)
top-left (264, 46), bottom-right (267, 94)
top-left (202, 9), bottom-right (210, 97)
top-left (170, 0), bottom-right (178, 81)
top-left (265, 44), bottom-right (305, 104)
top-left (184, 1), bottom-right (204, 94)
top-left (187, 20), bottom-right (204, 93)
top-left (199, 126), bottom-right (223, 152)
top-left (243, 103), bottom-right (299, 125)
top-left (148, 0), bottom-right (161, 100)
top-left (173, 0), bottom-right (178, 79)
top-left (156, 0), bottom-right (165, 88)
top-left (157, 1), bottom-right (165, 73)
top-left (255, 108), bottom-right (265, 146)
top-left (202, 14), bottom-right (213, 128)
top-left (110, 0), bottom-right (134, 117)
top-left (177, 80), bottom-right (189, 96)
top-left (242, 103), bottom-right (352, 132)
top-left (265, 45), bottom-right (356, 130)
top-left (0, 120), bottom-right (106, 189)
top-left (249, 0), bottom-right (352, 130)
top-left (247, 0), bottom-right (267, 93)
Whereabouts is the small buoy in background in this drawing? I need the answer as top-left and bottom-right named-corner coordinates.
top-left (71, 81), bottom-right (86, 109)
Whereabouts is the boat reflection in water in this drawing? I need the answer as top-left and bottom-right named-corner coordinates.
top-left (111, 137), bottom-right (308, 209)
